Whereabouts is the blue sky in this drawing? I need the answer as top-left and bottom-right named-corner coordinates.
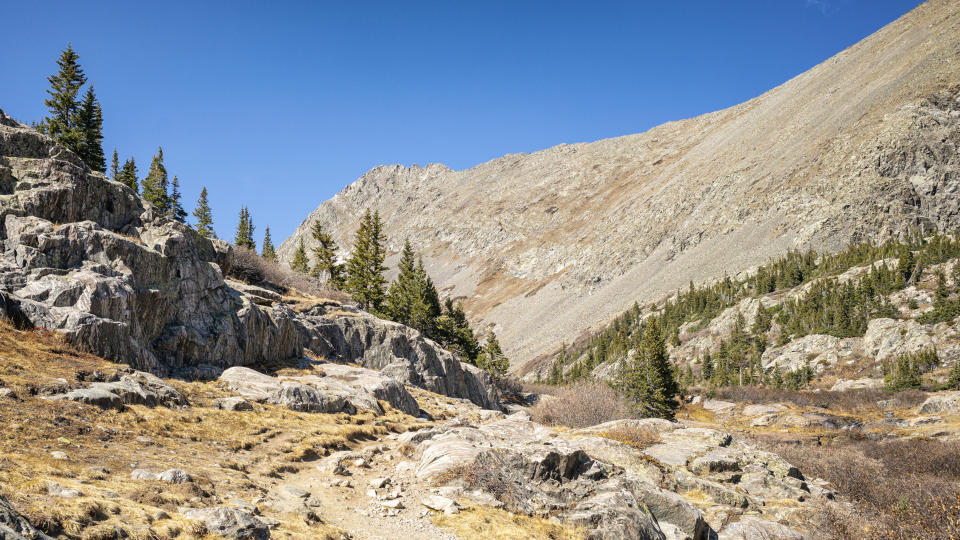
top-left (0, 0), bottom-right (923, 243)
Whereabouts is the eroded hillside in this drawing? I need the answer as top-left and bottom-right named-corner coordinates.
top-left (280, 0), bottom-right (960, 368)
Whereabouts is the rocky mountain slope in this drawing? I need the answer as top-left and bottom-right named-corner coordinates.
top-left (280, 0), bottom-right (960, 368)
top-left (0, 108), bottom-right (497, 410)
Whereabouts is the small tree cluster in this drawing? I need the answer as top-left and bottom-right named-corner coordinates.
top-left (884, 348), bottom-right (939, 392)
top-left (477, 332), bottom-right (509, 378)
top-left (38, 45), bottom-right (105, 172)
top-left (234, 207), bottom-right (256, 249)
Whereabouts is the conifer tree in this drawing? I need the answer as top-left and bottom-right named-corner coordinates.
top-left (701, 351), bottom-right (714, 382)
top-left (386, 240), bottom-right (418, 325)
top-left (192, 187), bottom-right (215, 238)
top-left (309, 221), bottom-right (343, 287)
top-left (477, 332), bottom-right (509, 377)
top-left (75, 86), bottom-right (105, 173)
top-left (261, 226), bottom-right (276, 260)
top-left (436, 298), bottom-right (479, 361)
top-left (168, 176), bottom-right (187, 223)
top-left (141, 147), bottom-right (169, 212)
top-left (118, 157), bottom-right (138, 193)
top-left (109, 149), bottom-right (119, 182)
top-left (290, 238), bottom-right (310, 273)
top-left (39, 45), bottom-right (86, 152)
top-left (345, 209), bottom-right (387, 312)
top-left (233, 207), bottom-right (256, 249)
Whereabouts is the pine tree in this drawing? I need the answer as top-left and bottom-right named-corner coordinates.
top-left (643, 321), bottom-right (681, 418)
top-left (168, 176), bottom-right (187, 223)
top-left (477, 332), bottom-right (509, 377)
top-left (701, 351), bottom-right (714, 382)
top-left (109, 149), bottom-right (120, 182)
top-left (290, 238), bottom-right (310, 273)
top-left (233, 207), bottom-right (255, 249)
top-left (436, 298), bottom-right (480, 361)
top-left (75, 86), bottom-right (105, 172)
top-left (118, 157), bottom-right (138, 193)
top-left (192, 187), bottom-right (215, 238)
top-left (386, 240), bottom-right (418, 325)
top-left (39, 45), bottom-right (87, 153)
top-left (309, 221), bottom-right (343, 287)
top-left (261, 226), bottom-right (277, 260)
top-left (141, 147), bottom-right (169, 212)
top-left (345, 209), bottom-right (387, 312)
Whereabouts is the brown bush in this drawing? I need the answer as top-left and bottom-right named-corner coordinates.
top-left (599, 427), bottom-right (662, 450)
top-left (530, 381), bottom-right (636, 428)
top-left (709, 385), bottom-right (926, 413)
top-left (228, 247), bottom-right (350, 302)
top-left (758, 435), bottom-right (960, 539)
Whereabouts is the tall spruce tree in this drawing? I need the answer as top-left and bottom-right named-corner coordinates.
top-left (39, 45), bottom-right (86, 153)
top-left (75, 86), bottom-right (105, 172)
top-left (261, 226), bottom-right (277, 260)
top-left (118, 157), bottom-right (138, 192)
top-left (168, 176), bottom-right (187, 223)
top-left (436, 298), bottom-right (480, 362)
top-left (141, 147), bottom-right (169, 212)
top-left (290, 238), bottom-right (310, 273)
top-left (621, 321), bottom-right (680, 419)
top-left (193, 187), bottom-right (215, 238)
top-left (385, 241), bottom-right (440, 335)
top-left (234, 207), bottom-right (255, 249)
top-left (309, 221), bottom-right (343, 287)
top-left (109, 149), bottom-right (120, 182)
top-left (477, 332), bottom-right (509, 377)
top-left (345, 209), bottom-right (387, 312)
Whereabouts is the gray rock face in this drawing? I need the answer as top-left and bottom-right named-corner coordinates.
top-left (0, 494), bottom-right (53, 540)
top-left (182, 507), bottom-right (269, 540)
top-left (303, 312), bottom-right (499, 409)
top-left (918, 391), bottom-right (960, 415)
top-left (407, 416), bottom-right (712, 540)
top-left (219, 367), bottom-right (355, 414)
top-left (718, 516), bottom-right (804, 540)
top-left (319, 363), bottom-right (421, 416)
top-left (0, 112), bottom-right (498, 409)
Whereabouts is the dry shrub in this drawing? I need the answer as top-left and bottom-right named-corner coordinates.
top-left (436, 455), bottom-right (523, 508)
top-left (520, 382), bottom-right (560, 396)
top-left (709, 385), bottom-right (926, 413)
top-left (494, 376), bottom-right (524, 402)
top-left (228, 246), bottom-right (350, 301)
top-left (530, 381), bottom-right (635, 428)
top-left (758, 435), bottom-right (960, 538)
top-left (600, 427), bottom-right (662, 450)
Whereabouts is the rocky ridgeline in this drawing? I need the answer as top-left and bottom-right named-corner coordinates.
top-left (0, 109), bottom-right (497, 410)
top-left (279, 0), bottom-right (960, 367)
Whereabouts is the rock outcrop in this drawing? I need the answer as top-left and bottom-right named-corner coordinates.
top-left (280, 0), bottom-right (960, 368)
top-left (0, 110), bottom-right (498, 409)
top-left (0, 494), bottom-right (52, 540)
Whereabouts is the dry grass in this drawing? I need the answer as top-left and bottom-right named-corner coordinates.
top-left (757, 434), bottom-right (960, 539)
top-left (432, 505), bottom-right (584, 540)
top-left (0, 319), bottom-right (415, 539)
top-left (707, 385), bottom-right (927, 414)
top-left (530, 381), bottom-right (636, 428)
top-left (598, 427), bottom-right (662, 450)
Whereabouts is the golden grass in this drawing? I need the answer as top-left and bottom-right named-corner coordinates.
top-left (432, 505), bottom-right (585, 540)
top-left (0, 319), bottom-right (416, 539)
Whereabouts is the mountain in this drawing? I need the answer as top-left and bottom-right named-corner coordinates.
top-left (279, 0), bottom-right (960, 368)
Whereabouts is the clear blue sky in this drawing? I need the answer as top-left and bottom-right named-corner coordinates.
top-left (0, 0), bottom-right (923, 243)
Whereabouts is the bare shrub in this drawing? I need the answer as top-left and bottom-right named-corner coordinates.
top-left (228, 247), bottom-right (350, 302)
top-left (521, 382), bottom-right (560, 396)
top-left (709, 385), bottom-right (924, 413)
top-left (493, 376), bottom-right (524, 403)
top-left (757, 435), bottom-right (960, 538)
top-left (435, 454), bottom-right (524, 509)
top-left (530, 381), bottom-right (635, 428)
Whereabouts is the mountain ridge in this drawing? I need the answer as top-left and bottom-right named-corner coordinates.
top-left (281, 0), bottom-right (960, 368)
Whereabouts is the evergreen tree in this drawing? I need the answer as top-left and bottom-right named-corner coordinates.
top-left (168, 176), bottom-right (187, 223)
top-left (385, 241), bottom-right (441, 335)
top-left (75, 86), bottom-right (105, 172)
top-left (621, 321), bottom-right (680, 419)
top-left (39, 45), bottom-right (86, 153)
top-left (118, 157), bottom-right (138, 193)
top-left (290, 238), bottom-right (310, 273)
top-left (898, 249), bottom-right (915, 285)
top-left (192, 187), bottom-right (215, 238)
top-left (233, 207), bottom-right (256, 249)
top-left (261, 226), bottom-right (277, 260)
top-left (477, 332), bottom-right (509, 377)
top-left (109, 149), bottom-right (119, 182)
top-left (436, 298), bottom-right (479, 362)
top-left (947, 359), bottom-right (960, 390)
top-left (309, 221), bottom-right (343, 287)
top-left (141, 147), bottom-right (169, 212)
top-left (701, 351), bottom-right (714, 382)
top-left (345, 209), bottom-right (387, 312)
top-left (386, 240), bottom-right (417, 325)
